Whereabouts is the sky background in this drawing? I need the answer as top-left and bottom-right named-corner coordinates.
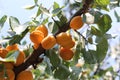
top-left (0, 0), bottom-right (63, 40)
top-left (0, 0), bottom-right (120, 45)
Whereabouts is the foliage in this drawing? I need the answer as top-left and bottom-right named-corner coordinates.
top-left (0, 0), bottom-right (120, 80)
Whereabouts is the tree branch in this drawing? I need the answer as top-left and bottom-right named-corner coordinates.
top-left (55, 0), bottom-right (93, 36)
top-left (13, 0), bottom-right (93, 78)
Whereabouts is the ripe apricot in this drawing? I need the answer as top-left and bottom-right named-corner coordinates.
top-left (0, 69), bottom-right (15, 80)
top-left (56, 32), bottom-right (75, 48)
top-left (59, 47), bottom-right (74, 60)
top-left (56, 32), bottom-right (72, 45)
top-left (0, 48), bottom-right (8, 58)
top-left (61, 40), bottom-right (75, 49)
top-left (30, 30), bottom-right (44, 44)
top-left (16, 71), bottom-right (33, 80)
top-left (14, 51), bottom-right (25, 66)
top-left (70, 16), bottom-right (84, 30)
top-left (35, 25), bottom-right (48, 37)
top-left (41, 35), bottom-right (56, 49)
top-left (6, 44), bottom-right (19, 52)
top-left (3, 62), bottom-right (14, 69)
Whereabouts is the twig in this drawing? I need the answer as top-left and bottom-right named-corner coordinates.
top-left (93, 63), bottom-right (101, 75)
top-left (74, 30), bottom-right (88, 43)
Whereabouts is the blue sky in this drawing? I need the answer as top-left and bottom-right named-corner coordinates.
top-left (0, 0), bottom-right (63, 40)
top-left (0, 0), bottom-right (63, 22)
top-left (0, 0), bottom-right (120, 46)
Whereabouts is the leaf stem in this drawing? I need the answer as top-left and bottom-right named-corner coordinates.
top-left (74, 30), bottom-right (88, 43)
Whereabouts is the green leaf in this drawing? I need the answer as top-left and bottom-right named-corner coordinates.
top-left (24, 5), bottom-right (35, 10)
top-left (72, 43), bottom-right (82, 64)
top-left (9, 28), bottom-right (29, 45)
top-left (97, 14), bottom-right (112, 34)
top-left (82, 49), bottom-right (97, 64)
top-left (48, 22), bottom-right (58, 34)
top-left (104, 34), bottom-right (117, 39)
top-left (42, 18), bottom-right (48, 24)
top-left (9, 16), bottom-right (20, 31)
top-left (53, 2), bottom-right (60, 9)
top-left (36, 7), bottom-right (42, 17)
top-left (40, 5), bottom-right (50, 16)
top-left (23, 46), bottom-right (33, 57)
top-left (52, 8), bottom-right (62, 16)
top-left (70, 67), bottom-right (82, 80)
top-left (0, 15), bottom-right (7, 31)
top-left (96, 37), bottom-right (108, 63)
top-left (34, 0), bottom-right (38, 4)
top-left (93, 0), bottom-right (110, 11)
top-left (92, 11), bottom-right (102, 23)
top-left (114, 10), bottom-right (120, 22)
top-left (0, 50), bottom-right (19, 63)
top-left (95, 0), bottom-right (110, 6)
top-left (54, 65), bottom-right (70, 79)
top-left (91, 26), bottom-right (102, 36)
top-left (32, 69), bottom-right (41, 79)
top-left (14, 25), bottom-right (28, 35)
top-left (46, 49), bottom-right (61, 68)
top-left (58, 14), bottom-right (67, 24)
top-left (44, 57), bottom-right (53, 75)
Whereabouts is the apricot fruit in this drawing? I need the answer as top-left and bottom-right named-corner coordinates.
top-left (0, 48), bottom-right (8, 58)
top-left (70, 16), bottom-right (84, 30)
top-left (41, 35), bottom-right (56, 49)
top-left (14, 51), bottom-right (25, 66)
top-left (59, 47), bottom-right (74, 60)
top-left (56, 32), bottom-right (72, 44)
top-left (3, 62), bottom-right (14, 69)
top-left (35, 25), bottom-right (48, 37)
top-left (61, 40), bottom-right (75, 49)
top-left (16, 71), bottom-right (33, 80)
top-left (6, 44), bottom-right (19, 52)
top-left (56, 32), bottom-right (75, 48)
top-left (0, 69), bottom-right (15, 80)
top-left (30, 30), bottom-right (44, 44)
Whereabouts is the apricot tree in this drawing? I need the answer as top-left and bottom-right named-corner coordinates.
top-left (0, 0), bottom-right (120, 79)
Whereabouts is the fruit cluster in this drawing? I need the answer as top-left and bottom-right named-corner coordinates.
top-left (0, 15), bottom-right (83, 80)
top-left (30, 16), bottom-right (84, 61)
top-left (0, 44), bottom-right (33, 80)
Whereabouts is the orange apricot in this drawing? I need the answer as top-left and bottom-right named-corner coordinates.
top-left (56, 32), bottom-right (72, 45)
top-left (16, 71), bottom-right (33, 80)
top-left (14, 51), bottom-right (25, 66)
top-left (59, 47), bottom-right (74, 60)
top-left (0, 48), bottom-right (8, 58)
top-left (3, 62), bottom-right (14, 69)
top-left (70, 16), bottom-right (84, 30)
top-left (56, 32), bottom-right (75, 48)
top-left (30, 30), bottom-right (44, 44)
top-left (0, 69), bottom-right (15, 80)
top-left (61, 40), bottom-right (75, 49)
top-left (6, 44), bottom-right (19, 52)
top-left (41, 35), bottom-right (56, 49)
top-left (35, 25), bottom-right (48, 37)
